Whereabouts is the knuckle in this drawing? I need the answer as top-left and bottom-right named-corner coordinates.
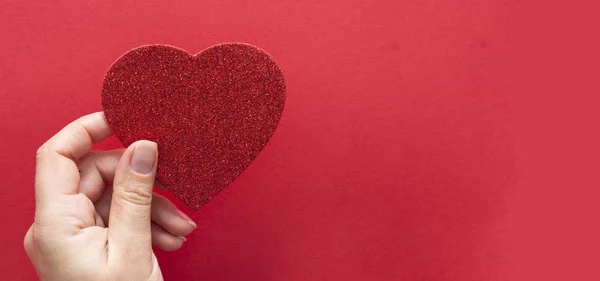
top-left (35, 143), bottom-right (50, 161)
top-left (30, 225), bottom-right (45, 246)
top-left (25, 225), bottom-right (48, 256)
top-left (117, 181), bottom-right (153, 206)
top-left (23, 227), bottom-right (33, 255)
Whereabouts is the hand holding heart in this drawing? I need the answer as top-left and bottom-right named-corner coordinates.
top-left (24, 113), bottom-right (196, 281)
top-left (25, 43), bottom-right (284, 280)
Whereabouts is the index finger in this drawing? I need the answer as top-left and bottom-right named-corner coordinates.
top-left (35, 112), bottom-right (113, 207)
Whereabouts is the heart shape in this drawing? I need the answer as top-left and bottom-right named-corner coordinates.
top-left (102, 43), bottom-right (286, 209)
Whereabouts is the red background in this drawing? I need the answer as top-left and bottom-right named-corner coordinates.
top-left (1, 1), bottom-right (598, 280)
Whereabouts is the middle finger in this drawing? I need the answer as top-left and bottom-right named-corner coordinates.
top-left (94, 188), bottom-right (196, 237)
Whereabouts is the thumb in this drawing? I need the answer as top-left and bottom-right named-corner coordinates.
top-left (108, 140), bottom-right (157, 262)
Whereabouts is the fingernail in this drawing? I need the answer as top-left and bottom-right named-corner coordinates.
top-left (177, 209), bottom-right (197, 228)
top-left (130, 141), bottom-right (157, 174)
top-left (179, 236), bottom-right (187, 242)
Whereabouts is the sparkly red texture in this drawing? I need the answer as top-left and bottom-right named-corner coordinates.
top-left (102, 43), bottom-right (286, 209)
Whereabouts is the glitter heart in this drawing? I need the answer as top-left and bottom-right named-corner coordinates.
top-left (102, 43), bottom-right (286, 209)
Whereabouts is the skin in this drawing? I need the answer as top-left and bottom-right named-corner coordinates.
top-left (24, 112), bottom-right (196, 281)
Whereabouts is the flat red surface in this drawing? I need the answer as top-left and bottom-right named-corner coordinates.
top-left (0, 1), bottom-right (598, 280)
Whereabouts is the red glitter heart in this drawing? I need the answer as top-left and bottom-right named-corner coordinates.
top-left (102, 43), bottom-right (286, 209)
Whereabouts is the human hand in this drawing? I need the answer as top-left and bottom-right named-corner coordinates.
top-left (24, 112), bottom-right (197, 281)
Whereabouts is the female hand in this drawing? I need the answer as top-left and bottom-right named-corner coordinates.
top-left (24, 112), bottom-right (197, 281)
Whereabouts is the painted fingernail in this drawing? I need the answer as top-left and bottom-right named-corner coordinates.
top-left (177, 209), bottom-right (197, 228)
top-left (130, 141), bottom-right (157, 174)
